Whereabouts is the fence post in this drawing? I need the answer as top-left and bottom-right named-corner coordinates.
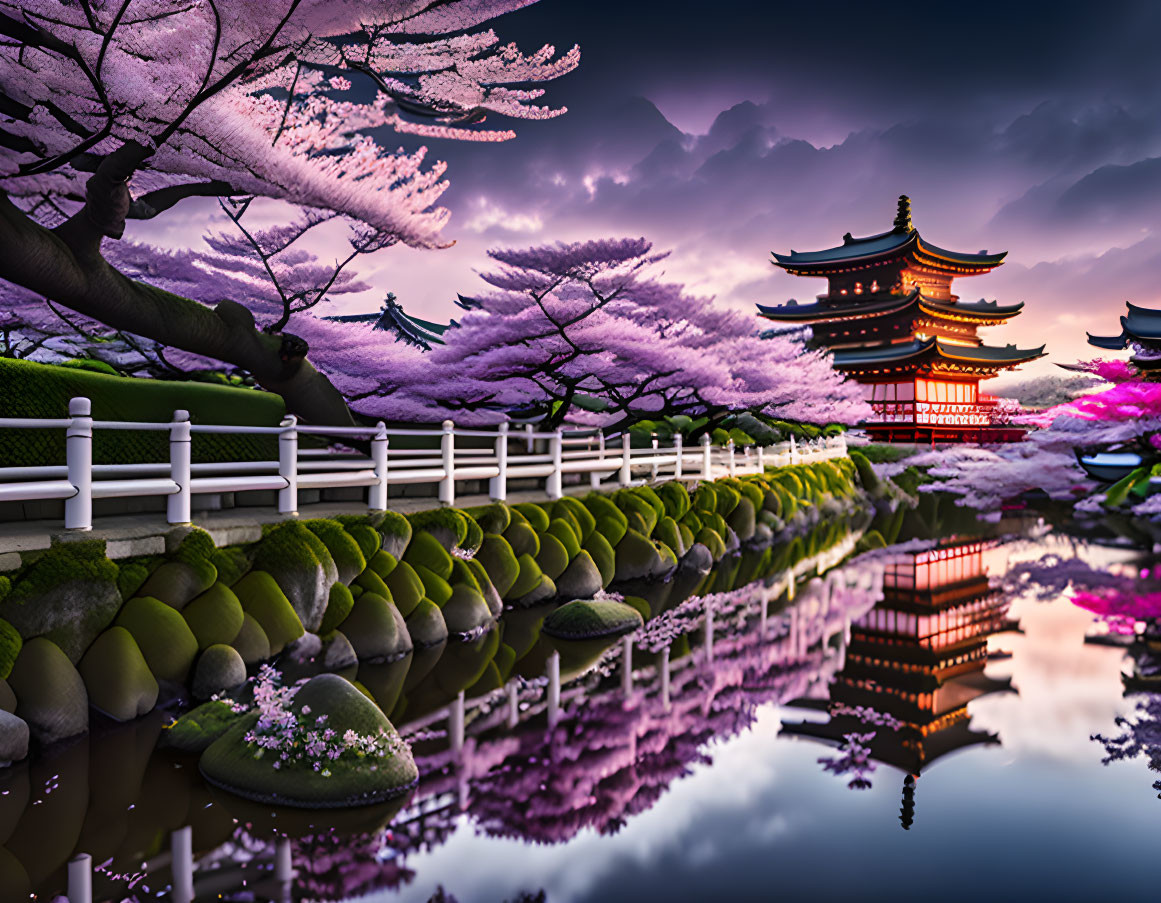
top-left (727, 437), bottom-right (736, 477)
top-left (621, 635), bottom-right (634, 696)
top-left (64, 397), bottom-right (93, 531)
top-left (705, 604), bottom-right (715, 662)
top-left (546, 428), bottom-right (564, 499)
top-left (369, 421), bottom-right (389, 511)
top-left (789, 433), bottom-right (797, 465)
top-left (440, 420), bottom-right (455, 506)
top-left (67, 852), bottom-right (92, 903)
top-left (275, 837), bottom-right (294, 884)
top-left (619, 432), bottom-right (632, 486)
top-left (673, 432), bottom-right (683, 479)
top-left (278, 415), bottom-right (298, 515)
top-left (649, 432), bottom-right (659, 481)
top-left (168, 410), bottom-right (192, 525)
top-left (756, 443), bottom-right (765, 473)
top-left (701, 433), bottom-right (712, 480)
top-left (172, 825), bottom-right (194, 903)
top-left (546, 649), bottom-right (561, 727)
top-left (490, 420), bottom-right (509, 501)
top-left (660, 648), bottom-right (671, 713)
top-left (525, 422), bottom-right (535, 453)
top-left (507, 680), bottom-right (520, 727)
top-left (590, 431), bottom-right (605, 489)
top-left (449, 689), bottom-right (465, 756)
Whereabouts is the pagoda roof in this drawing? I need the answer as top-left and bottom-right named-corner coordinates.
top-left (772, 196), bottom-right (1007, 274)
top-left (324, 294), bottom-right (456, 351)
top-left (1088, 301), bottom-right (1161, 349)
top-left (757, 288), bottom-right (922, 321)
top-left (831, 337), bottom-right (1044, 369)
top-left (919, 296), bottom-right (1025, 321)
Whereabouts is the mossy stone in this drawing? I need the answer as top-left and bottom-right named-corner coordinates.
top-left (695, 527), bottom-right (727, 561)
top-left (115, 558), bottom-right (156, 601)
top-left (555, 550), bottom-right (604, 600)
top-left (634, 486), bottom-right (666, 522)
top-left (115, 595), bottom-right (198, 683)
top-left (413, 564), bottom-right (453, 608)
top-left (192, 644), bottom-right (247, 700)
top-left (407, 508), bottom-right (469, 551)
top-left (656, 482), bottom-right (691, 520)
top-left (367, 551), bottom-right (398, 579)
top-left (0, 710), bottom-right (28, 767)
top-left (162, 700), bottom-right (243, 753)
top-left (0, 618), bottom-right (21, 681)
top-left (583, 493), bottom-right (627, 531)
top-left (210, 546), bottom-right (251, 587)
top-left (231, 613), bottom-right (271, 666)
top-left (613, 529), bottom-right (670, 582)
top-left (403, 531), bottom-right (455, 582)
top-left (714, 483), bottom-right (741, 517)
top-left (679, 508), bottom-right (704, 534)
top-left (405, 599), bottom-right (448, 648)
top-left (550, 507), bottom-right (583, 546)
top-left (466, 558), bottom-right (503, 617)
top-left (323, 630), bottom-right (358, 674)
top-left (182, 582), bottom-right (245, 651)
top-left (596, 514), bottom-right (628, 546)
top-left (450, 559), bottom-right (481, 594)
top-left (383, 561), bottom-right (425, 618)
top-left (553, 497), bottom-right (596, 541)
top-left (512, 502), bottom-right (550, 533)
top-left (353, 567), bottom-right (392, 601)
top-left (726, 496), bottom-right (757, 542)
top-left (736, 480), bottom-right (765, 513)
top-left (341, 593), bottom-right (413, 662)
top-left (654, 516), bottom-right (686, 558)
top-left (232, 571), bottom-right (304, 655)
top-left (251, 522), bottom-right (338, 633)
top-left (678, 523), bottom-right (695, 551)
top-left (542, 599), bottom-right (644, 640)
top-left (502, 521), bottom-right (540, 558)
top-left (0, 678), bottom-right (14, 714)
top-left (535, 533), bottom-right (570, 581)
top-left (200, 674), bottom-right (417, 808)
top-left (508, 554), bottom-right (544, 600)
top-left (461, 517), bottom-right (484, 556)
top-left (304, 520), bottom-right (366, 584)
top-left (464, 502), bottom-right (510, 535)
top-left (138, 559), bottom-right (216, 612)
top-left (582, 531), bottom-right (616, 586)
top-left (703, 510), bottom-right (730, 540)
top-left (8, 637), bottom-right (87, 744)
top-left (692, 484), bottom-right (717, 513)
top-left (512, 574), bottom-right (556, 608)
top-left (615, 491), bottom-right (658, 536)
top-left (622, 596), bottom-right (651, 620)
top-left (494, 642), bottom-right (517, 682)
top-left (0, 541), bottom-right (123, 663)
top-left (345, 524), bottom-right (382, 562)
top-left (377, 512), bottom-right (412, 559)
top-left (78, 627), bottom-right (158, 721)
top-left (547, 518), bottom-right (582, 558)
top-left (442, 585), bottom-right (494, 635)
top-left (476, 535), bottom-right (520, 597)
top-left (319, 583), bottom-right (355, 636)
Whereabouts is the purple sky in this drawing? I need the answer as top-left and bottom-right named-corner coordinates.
top-left (131, 0), bottom-right (1161, 386)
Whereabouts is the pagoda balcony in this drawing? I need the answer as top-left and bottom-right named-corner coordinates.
top-left (869, 400), bottom-right (991, 428)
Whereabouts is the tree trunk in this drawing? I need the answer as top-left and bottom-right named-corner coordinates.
top-left (0, 190), bottom-right (354, 426)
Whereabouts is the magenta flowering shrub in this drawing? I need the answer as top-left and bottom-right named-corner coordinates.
top-left (241, 666), bottom-right (409, 776)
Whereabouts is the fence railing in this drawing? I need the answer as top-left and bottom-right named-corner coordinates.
top-left (0, 397), bottom-right (848, 532)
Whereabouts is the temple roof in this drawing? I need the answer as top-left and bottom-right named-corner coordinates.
top-left (757, 289), bottom-right (1024, 324)
top-left (1088, 301), bottom-right (1161, 349)
top-left (920, 296), bottom-right (1025, 320)
top-left (830, 337), bottom-right (1045, 369)
top-left (324, 293), bottom-right (456, 351)
top-left (772, 196), bottom-right (1007, 273)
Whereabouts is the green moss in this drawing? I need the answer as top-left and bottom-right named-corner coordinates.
top-left (201, 674), bottom-right (417, 808)
top-left (138, 558), bottom-right (217, 611)
top-left (182, 582), bottom-right (246, 650)
top-left (345, 524), bottom-right (382, 562)
top-left (654, 516), bottom-right (686, 558)
top-left (383, 561), bottom-right (425, 618)
top-left (507, 554), bottom-right (544, 600)
top-left (231, 613), bottom-right (271, 666)
top-left (512, 503), bottom-right (550, 532)
top-left (163, 700), bottom-right (244, 754)
top-left (502, 520), bottom-right (541, 558)
top-left (450, 559), bottom-right (481, 594)
top-left (553, 497), bottom-right (596, 540)
top-left (0, 539), bottom-right (122, 663)
top-left (442, 585), bottom-right (493, 634)
top-left (406, 508), bottom-right (469, 550)
top-left (403, 531), bottom-right (455, 582)
top-left (367, 551), bottom-right (398, 579)
top-left (555, 550), bottom-right (605, 599)
top-left (376, 511), bottom-right (413, 558)
top-left (250, 521), bottom-right (336, 632)
top-left (115, 595), bottom-right (198, 683)
top-left (614, 529), bottom-right (670, 582)
top-left (464, 502), bottom-right (511, 535)
top-left (352, 567), bottom-right (392, 601)
top-left (713, 483), bottom-right (741, 517)
top-left (405, 599), bottom-right (448, 648)
top-left (595, 515), bottom-right (628, 546)
top-left (735, 480), bottom-right (764, 513)
top-left (691, 484), bottom-right (717, 513)
top-left (304, 519), bottom-right (366, 584)
top-left (726, 497), bottom-right (756, 542)
top-left (340, 593), bottom-right (412, 662)
top-left (476, 535), bottom-right (520, 597)
top-left (582, 531), bottom-right (616, 586)
top-left (542, 599), bottom-right (643, 640)
top-left (116, 557), bottom-right (160, 601)
top-left (655, 482), bottom-right (691, 520)
top-left (622, 596), bottom-right (651, 620)
top-left (633, 486), bottom-right (666, 523)
top-left (232, 571), bottom-right (304, 655)
top-left (461, 517), bottom-right (484, 556)
top-left (614, 491), bottom-right (658, 536)
top-left (210, 547), bottom-right (250, 587)
top-left (550, 506), bottom-right (583, 544)
top-left (0, 618), bottom-right (21, 681)
top-left (494, 643), bottom-right (517, 682)
top-left (583, 493), bottom-right (627, 533)
top-left (413, 564), bottom-right (453, 607)
top-left (320, 583), bottom-right (356, 636)
top-left (8, 636), bottom-right (88, 744)
top-left (78, 627), bottom-right (158, 722)
top-left (695, 527), bottom-right (727, 561)
top-left (535, 533), bottom-right (570, 581)
top-left (547, 518), bottom-right (582, 558)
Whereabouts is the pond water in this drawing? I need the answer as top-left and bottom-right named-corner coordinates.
top-left (3, 516), bottom-right (1159, 903)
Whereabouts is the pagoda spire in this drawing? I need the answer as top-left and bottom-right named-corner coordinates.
top-left (893, 194), bottom-right (913, 233)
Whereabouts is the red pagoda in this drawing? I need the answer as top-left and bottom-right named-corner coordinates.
top-left (759, 196), bottom-right (1044, 442)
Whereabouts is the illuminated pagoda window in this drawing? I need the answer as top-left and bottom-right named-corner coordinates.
top-left (758, 196), bottom-right (1045, 442)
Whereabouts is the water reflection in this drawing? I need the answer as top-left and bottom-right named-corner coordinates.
top-left (4, 521), bottom-right (1161, 901)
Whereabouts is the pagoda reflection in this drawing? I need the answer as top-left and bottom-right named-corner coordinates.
top-left (782, 539), bottom-right (1019, 824)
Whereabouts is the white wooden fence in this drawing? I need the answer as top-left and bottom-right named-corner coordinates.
top-left (0, 397), bottom-right (847, 532)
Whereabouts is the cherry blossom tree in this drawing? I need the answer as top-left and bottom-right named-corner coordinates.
top-left (0, 1), bottom-right (578, 423)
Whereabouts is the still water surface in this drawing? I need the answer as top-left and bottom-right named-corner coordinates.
top-left (3, 521), bottom-right (1158, 903)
